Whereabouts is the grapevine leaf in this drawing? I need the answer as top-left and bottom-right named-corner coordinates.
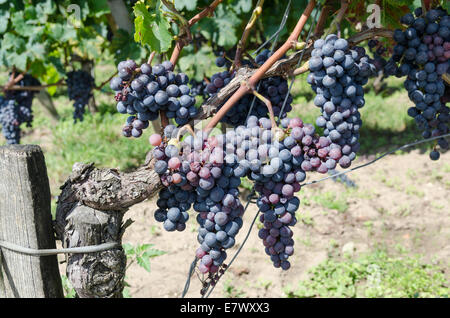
top-left (234, 0), bottom-right (253, 13)
top-left (1, 33), bottom-right (26, 51)
top-left (28, 43), bottom-right (46, 61)
top-left (111, 29), bottom-right (147, 63)
top-left (0, 8), bottom-right (10, 33)
top-left (174, 0), bottom-right (198, 11)
top-left (196, 4), bottom-right (240, 49)
top-left (385, 0), bottom-right (414, 6)
top-left (179, 46), bottom-right (223, 81)
top-left (9, 52), bottom-right (28, 70)
top-left (134, 1), bottom-right (173, 53)
top-left (89, 0), bottom-right (110, 17)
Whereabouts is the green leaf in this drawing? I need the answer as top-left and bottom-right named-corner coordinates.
top-left (1, 33), bottom-right (26, 51)
top-left (179, 45), bottom-right (223, 81)
top-left (134, 0), bottom-right (173, 53)
top-left (9, 52), bottom-right (28, 70)
top-left (196, 4), bottom-right (240, 49)
top-left (174, 0), bottom-right (198, 11)
top-left (143, 249), bottom-right (166, 258)
top-left (234, 0), bottom-right (253, 13)
top-left (136, 256), bottom-right (152, 272)
top-left (136, 243), bottom-right (153, 254)
top-left (122, 243), bottom-right (135, 256)
top-left (28, 43), bottom-right (46, 61)
top-left (0, 8), bottom-right (10, 33)
top-left (36, 0), bottom-right (56, 15)
top-left (110, 29), bottom-right (147, 62)
top-left (89, 0), bottom-right (110, 17)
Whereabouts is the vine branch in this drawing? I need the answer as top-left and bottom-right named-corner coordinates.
top-left (205, 0), bottom-right (317, 130)
top-left (0, 80), bottom-right (66, 92)
top-left (323, 0), bottom-right (349, 38)
top-left (233, 0), bottom-right (265, 70)
top-left (169, 0), bottom-right (223, 66)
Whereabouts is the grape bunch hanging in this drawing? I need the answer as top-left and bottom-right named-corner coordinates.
top-left (0, 74), bottom-right (40, 144)
top-left (66, 70), bottom-right (95, 123)
top-left (150, 125), bottom-right (245, 280)
top-left (389, 7), bottom-right (449, 160)
top-left (110, 60), bottom-right (199, 138)
top-left (307, 34), bottom-right (378, 169)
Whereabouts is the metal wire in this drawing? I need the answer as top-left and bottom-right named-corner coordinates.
top-left (245, 0), bottom-right (293, 124)
top-left (253, 0), bottom-right (292, 56)
top-left (203, 189), bottom-right (259, 298)
top-left (0, 241), bottom-right (118, 256)
top-left (181, 256), bottom-right (198, 298)
top-left (301, 133), bottom-right (450, 188)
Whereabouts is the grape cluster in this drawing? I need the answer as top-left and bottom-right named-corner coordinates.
top-left (229, 116), bottom-right (305, 269)
top-left (391, 8), bottom-right (449, 160)
top-left (230, 115), bottom-right (348, 268)
top-left (111, 60), bottom-right (199, 138)
top-left (0, 98), bottom-right (21, 144)
top-left (189, 79), bottom-right (210, 101)
top-left (4, 74), bottom-right (40, 127)
top-left (150, 125), bottom-right (245, 275)
top-left (307, 34), bottom-right (378, 168)
top-left (151, 126), bottom-right (195, 232)
top-left (66, 71), bottom-right (95, 122)
top-left (0, 75), bottom-right (40, 144)
top-left (209, 49), bottom-right (294, 127)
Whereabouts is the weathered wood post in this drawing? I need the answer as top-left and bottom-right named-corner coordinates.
top-left (0, 145), bottom-right (64, 298)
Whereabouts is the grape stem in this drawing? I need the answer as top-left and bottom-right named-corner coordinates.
top-left (205, 0), bottom-right (317, 131)
top-left (232, 0), bottom-right (265, 70)
top-left (292, 60), bottom-right (310, 76)
top-left (313, 1), bottom-right (333, 37)
top-left (147, 51), bottom-right (156, 65)
top-left (2, 68), bottom-right (29, 92)
top-left (94, 72), bottom-right (118, 91)
top-left (195, 27), bottom-right (393, 124)
top-left (176, 124), bottom-right (195, 141)
top-left (169, 0), bottom-right (223, 66)
top-left (248, 85), bottom-right (277, 129)
top-left (160, 110), bottom-right (169, 130)
top-left (323, 0), bottom-right (349, 38)
top-left (421, 0), bottom-right (428, 13)
top-left (442, 74), bottom-right (450, 86)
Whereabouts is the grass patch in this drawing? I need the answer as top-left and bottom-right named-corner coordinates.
top-left (285, 248), bottom-right (448, 298)
top-left (16, 95), bottom-right (151, 195)
top-left (312, 191), bottom-right (349, 213)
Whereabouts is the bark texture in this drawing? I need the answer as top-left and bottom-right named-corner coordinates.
top-left (55, 161), bottom-right (161, 298)
top-left (62, 205), bottom-right (127, 298)
top-left (0, 145), bottom-right (63, 298)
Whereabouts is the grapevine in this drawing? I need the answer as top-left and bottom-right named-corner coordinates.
top-left (0, 0), bottom-right (447, 299)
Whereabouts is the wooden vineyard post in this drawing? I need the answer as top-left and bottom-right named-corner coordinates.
top-left (0, 145), bottom-right (64, 298)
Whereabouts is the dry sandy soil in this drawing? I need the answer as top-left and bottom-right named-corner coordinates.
top-left (117, 149), bottom-right (449, 298)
